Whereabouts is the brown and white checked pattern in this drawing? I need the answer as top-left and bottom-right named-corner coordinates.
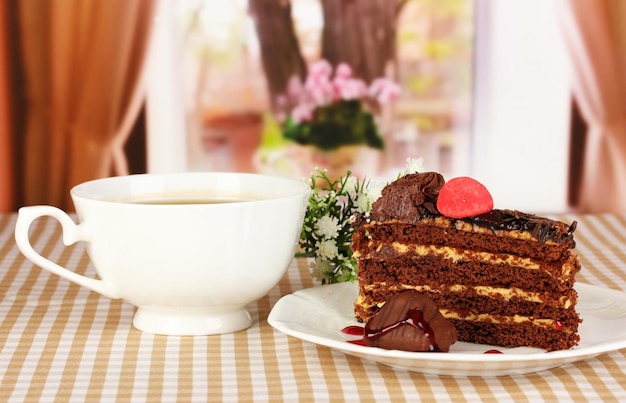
top-left (1, 213), bottom-right (626, 402)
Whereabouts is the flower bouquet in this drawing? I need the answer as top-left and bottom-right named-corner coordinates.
top-left (279, 60), bottom-right (400, 151)
top-left (298, 158), bottom-right (424, 284)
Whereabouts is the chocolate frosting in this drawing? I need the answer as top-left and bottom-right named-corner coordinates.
top-left (364, 290), bottom-right (457, 352)
top-left (365, 172), bottom-right (577, 246)
top-left (369, 172), bottom-right (444, 222)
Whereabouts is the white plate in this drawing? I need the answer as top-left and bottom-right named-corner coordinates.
top-left (268, 282), bottom-right (626, 376)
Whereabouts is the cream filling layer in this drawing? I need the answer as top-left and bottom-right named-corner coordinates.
top-left (388, 242), bottom-right (538, 269)
top-left (355, 241), bottom-right (576, 278)
top-left (361, 282), bottom-right (574, 308)
top-left (438, 309), bottom-right (565, 330)
top-left (355, 295), bottom-right (570, 331)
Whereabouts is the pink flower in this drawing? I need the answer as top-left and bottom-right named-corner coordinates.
top-left (305, 73), bottom-right (334, 105)
top-left (368, 78), bottom-right (401, 104)
top-left (334, 77), bottom-right (368, 100)
top-left (335, 63), bottom-right (352, 79)
top-left (290, 103), bottom-right (314, 123)
top-left (286, 75), bottom-right (304, 101)
top-left (308, 59), bottom-right (333, 80)
top-left (281, 59), bottom-right (400, 126)
top-left (274, 95), bottom-right (288, 121)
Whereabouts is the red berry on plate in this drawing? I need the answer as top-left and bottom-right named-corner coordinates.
top-left (437, 177), bottom-right (493, 218)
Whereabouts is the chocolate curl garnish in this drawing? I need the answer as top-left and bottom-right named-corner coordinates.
top-left (369, 172), bottom-right (445, 221)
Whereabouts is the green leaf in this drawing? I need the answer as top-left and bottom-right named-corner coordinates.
top-left (282, 100), bottom-right (385, 150)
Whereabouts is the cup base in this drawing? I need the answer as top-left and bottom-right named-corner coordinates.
top-left (132, 307), bottom-right (253, 336)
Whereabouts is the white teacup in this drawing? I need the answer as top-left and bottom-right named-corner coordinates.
top-left (15, 172), bottom-right (310, 335)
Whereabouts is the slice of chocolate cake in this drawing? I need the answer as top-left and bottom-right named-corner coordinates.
top-left (351, 172), bottom-right (582, 351)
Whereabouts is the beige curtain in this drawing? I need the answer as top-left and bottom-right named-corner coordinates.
top-left (16, 0), bottom-right (155, 210)
top-left (558, 0), bottom-right (626, 213)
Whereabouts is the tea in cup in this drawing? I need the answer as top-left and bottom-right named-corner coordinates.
top-left (15, 172), bottom-right (310, 335)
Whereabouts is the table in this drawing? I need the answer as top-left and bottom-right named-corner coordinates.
top-left (1, 212), bottom-right (626, 401)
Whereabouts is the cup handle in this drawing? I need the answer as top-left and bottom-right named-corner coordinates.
top-left (15, 206), bottom-right (122, 299)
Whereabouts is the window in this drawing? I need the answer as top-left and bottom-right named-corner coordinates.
top-left (147, 0), bottom-right (475, 181)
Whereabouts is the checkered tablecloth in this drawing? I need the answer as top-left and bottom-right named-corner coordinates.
top-left (1, 213), bottom-right (626, 401)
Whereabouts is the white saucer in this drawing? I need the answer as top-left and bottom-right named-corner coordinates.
top-left (268, 282), bottom-right (626, 376)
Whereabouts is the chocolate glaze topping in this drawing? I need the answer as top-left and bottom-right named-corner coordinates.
top-left (366, 172), bottom-right (577, 246)
top-left (470, 209), bottom-right (576, 245)
top-left (364, 290), bottom-right (457, 352)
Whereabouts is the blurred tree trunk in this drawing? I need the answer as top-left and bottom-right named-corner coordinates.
top-left (250, 0), bottom-right (406, 108)
top-left (320, 0), bottom-right (406, 82)
top-left (249, 0), bottom-right (306, 108)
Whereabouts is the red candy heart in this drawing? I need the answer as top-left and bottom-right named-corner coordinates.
top-left (437, 177), bottom-right (493, 218)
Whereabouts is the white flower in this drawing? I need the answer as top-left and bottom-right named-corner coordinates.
top-left (310, 191), bottom-right (323, 204)
top-left (310, 257), bottom-right (332, 282)
top-left (366, 181), bottom-right (385, 204)
top-left (355, 194), bottom-right (370, 213)
top-left (342, 175), bottom-right (359, 195)
top-left (316, 239), bottom-right (339, 260)
top-left (355, 181), bottom-right (384, 213)
top-left (405, 157), bottom-right (424, 175)
top-left (315, 214), bottom-right (341, 239)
